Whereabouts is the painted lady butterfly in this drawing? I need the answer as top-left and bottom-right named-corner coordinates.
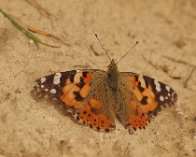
top-left (34, 38), bottom-right (177, 133)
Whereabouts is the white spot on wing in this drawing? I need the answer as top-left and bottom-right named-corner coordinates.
top-left (154, 80), bottom-right (161, 92)
top-left (76, 70), bottom-right (82, 73)
top-left (159, 96), bottom-right (164, 101)
top-left (53, 73), bottom-right (62, 85)
top-left (74, 73), bottom-right (82, 83)
top-left (166, 86), bottom-right (170, 92)
top-left (41, 85), bottom-right (44, 88)
top-left (41, 77), bottom-right (46, 83)
top-left (139, 75), bottom-right (146, 88)
top-left (50, 89), bottom-right (56, 94)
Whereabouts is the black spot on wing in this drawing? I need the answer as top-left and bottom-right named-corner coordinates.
top-left (134, 75), bottom-right (139, 82)
top-left (76, 77), bottom-right (85, 88)
top-left (59, 70), bottom-right (77, 86)
top-left (105, 128), bottom-right (110, 132)
top-left (73, 91), bottom-right (84, 101)
top-left (69, 72), bottom-right (76, 83)
top-left (143, 76), bottom-right (156, 94)
top-left (140, 96), bottom-right (148, 105)
top-left (82, 71), bottom-right (88, 78)
top-left (137, 82), bottom-right (145, 92)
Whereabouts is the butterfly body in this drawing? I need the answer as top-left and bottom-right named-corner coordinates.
top-left (34, 59), bottom-right (177, 132)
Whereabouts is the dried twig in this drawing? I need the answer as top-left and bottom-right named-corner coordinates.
top-left (142, 55), bottom-right (181, 79)
top-left (90, 44), bottom-right (101, 56)
top-left (27, 25), bottom-right (70, 47)
top-left (27, 25), bottom-right (49, 36)
top-left (142, 56), bottom-right (181, 80)
top-left (24, 0), bottom-right (52, 17)
top-left (183, 67), bottom-right (196, 88)
top-left (142, 56), bottom-right (159, 70)
top-left (162, 55), bottom-right (195, 67)
top-left (163, 55), bottom-right (196, 88)
top-left (13, 57), bottom-right (30, 78)
top-left (155, 13), bottom-right (173, 24)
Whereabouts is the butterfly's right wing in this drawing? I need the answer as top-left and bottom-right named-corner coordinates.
top-left (34, 70), bottom-right (115, 132)
top-left (121, 72), bottom-right (177, 130)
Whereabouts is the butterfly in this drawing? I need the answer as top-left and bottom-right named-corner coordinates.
top-left (33, 37), bottom-right (177, 133)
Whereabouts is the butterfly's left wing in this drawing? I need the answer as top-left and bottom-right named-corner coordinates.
top-left (121, 72), bottom-right (177, 130)
top-left (33, 70), bottom-right (116, 132)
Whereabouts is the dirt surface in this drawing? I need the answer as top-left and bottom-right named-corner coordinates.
top-left (0, 0), bottom-right (196, 157)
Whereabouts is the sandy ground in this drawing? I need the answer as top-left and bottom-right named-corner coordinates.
top-left (0, 0), bottom-right (196, 157)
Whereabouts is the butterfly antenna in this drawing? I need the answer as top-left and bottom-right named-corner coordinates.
top-left (95, 34), bottom-right (112, 62)
top-left (116, 41), bottom-right (139, 64)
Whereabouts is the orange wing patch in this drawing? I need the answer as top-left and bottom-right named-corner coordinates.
top-left (130, 75), bottom-right (158, 113)
top-left (132, 86), bottom-right (143, 101)
top-left (130, 75), bottom-right (139, 86)
top-left (60, 72), bottom-right (92, 109)
top-left (75, 98), bottom-right (115, 132)
top-left (129, 100), bottom-right (149, 130)
top-left (129, 75), bottom-right (159, 130)
top-left (89, 98), bottom-right (101, 109)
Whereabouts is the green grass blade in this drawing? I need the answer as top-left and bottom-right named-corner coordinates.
top-left (0, 9), bottom-right (59, 48)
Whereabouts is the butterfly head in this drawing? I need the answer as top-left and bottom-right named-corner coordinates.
top-left (108, 59), bottom-right (117, 71)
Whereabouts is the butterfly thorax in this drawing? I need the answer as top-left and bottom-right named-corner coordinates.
top-left (106, 59), bottom-right (119, 91)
